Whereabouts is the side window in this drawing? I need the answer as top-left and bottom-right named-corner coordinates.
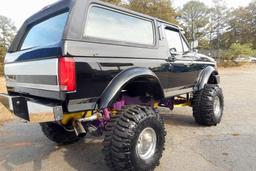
top-left (21, 12), bottom-right (68, 50)
top-left (165, 28), bottom-right (183, 53)
top-left (84, 6), bottom-right (154, 45)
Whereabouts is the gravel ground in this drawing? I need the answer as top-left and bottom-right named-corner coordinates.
top-left (0, 65), bottom-right (256, 171)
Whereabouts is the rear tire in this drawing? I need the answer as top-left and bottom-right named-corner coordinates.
top-left (40, 122), bottom-right (81, 145)
top-left (103, 105), bottom-right (166, 171)
top-left (192, 84), bottom-right (224, 126)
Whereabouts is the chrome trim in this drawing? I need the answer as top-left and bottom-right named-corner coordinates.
top-left (67, 98), bottom-right (98, 112)
top-left (164, 87), bottom-right (193, 97)
top-left (173, 60), bottom-right (215, 65)
top-left (6, 82), bottom-right (60, 91)
top-left (68, 102), bottom-right (96, 112)
top-left (27, 101), bottom-right (63, 122)
top-left (213, 96), bottom-right (221, 118)
top-left (136, 127), bottom-right (157, 160)
top-left (0, 94), bottom-right (14, 111)
top-left (0, 93), bottom-right (63, 123)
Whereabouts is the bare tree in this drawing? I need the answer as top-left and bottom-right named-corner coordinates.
top-left (0, 15), bottom-right (16, 49)
top-left (178, 1), bottom-right (210, 43)
top-left (209, 0), bottom-right (228, 60)
top-left (0, 15), bottom-right (16, 75)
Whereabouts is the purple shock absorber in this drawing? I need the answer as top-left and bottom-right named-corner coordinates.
top-left (103, 108), bottom-right (111, 121)
top-left (112, 99), bottom-right (125, 110)
top-left (111, 95), bottom-right (155, 110)
top-left (102, 95), bottom-right (159, 126)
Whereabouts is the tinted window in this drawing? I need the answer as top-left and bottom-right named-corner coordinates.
top-left (165, 29), bottom-right (183, 53)
top-left (85, 6), bottom-right (154, 45)
top-left (21, 12), bottom-right (68, 50)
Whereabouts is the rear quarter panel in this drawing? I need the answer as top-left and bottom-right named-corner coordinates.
top-left (64, 0), bottom-right (171, 103)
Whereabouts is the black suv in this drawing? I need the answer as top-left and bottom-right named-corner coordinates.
top-left (0, 0), bottom-right (224, 170)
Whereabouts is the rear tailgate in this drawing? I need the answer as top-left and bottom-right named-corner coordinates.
top-left (5, 57), bottom-right (62, 99)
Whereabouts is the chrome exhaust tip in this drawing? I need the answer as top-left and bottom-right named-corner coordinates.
top-left (73, 112), bottom-right (102, 137)
top-left (73, 120), bottom-right (86, 137)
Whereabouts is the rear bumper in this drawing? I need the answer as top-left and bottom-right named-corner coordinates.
top-left (0, 93), bottom-right (63, 123)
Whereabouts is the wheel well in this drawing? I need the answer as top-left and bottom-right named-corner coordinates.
top-left (121, 76), bottom-right (164, 100)
top-left (208, 71), bottom-right (219, 84)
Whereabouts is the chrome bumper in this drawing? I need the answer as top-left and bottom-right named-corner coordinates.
top-left (0, 93), bottom-right (63, 123)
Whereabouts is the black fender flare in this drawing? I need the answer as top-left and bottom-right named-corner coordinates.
top-left (195, 66), bottom-right (220, 91)
top-left (98, 67), bottom-right (164, 109)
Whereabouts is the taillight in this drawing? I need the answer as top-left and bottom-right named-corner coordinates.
top-left (58, 57), bottom-right (76, 92)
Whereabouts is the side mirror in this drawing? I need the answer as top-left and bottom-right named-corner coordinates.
top-left (169, 48), bottom-right (181, 56)
top-left (168, 48), bottom-right (180, 61)
top-left (191, 40), bottom-right (198, 50)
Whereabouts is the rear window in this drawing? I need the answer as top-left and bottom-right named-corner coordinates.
top-left (84, 6), bottom-right (154, 45)
top-left (20, 12), bottom-right (68, 50)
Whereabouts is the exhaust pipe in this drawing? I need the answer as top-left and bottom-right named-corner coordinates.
top-left (77, 112), bottom-right (102, 122)
top-left (73, 120), bottom-right (86, 137)
top-left (72, 112), bottom-right (102, 137)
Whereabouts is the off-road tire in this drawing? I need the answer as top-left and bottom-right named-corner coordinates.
top-left (102, 115), bottom-right (120, 168)
top-left (103, 105), bottom-right (166, 171)
top-left (192, 84), bottom-right (224, 126)
top-left (40, 122), bottom-right (81, 145)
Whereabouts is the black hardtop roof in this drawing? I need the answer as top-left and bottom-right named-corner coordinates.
top-left (24, 0), bottom-right (180, 29)
top-left (9, 0), bottom-right (181, 52)
top-left (24, 0), bottom-right (72, 26)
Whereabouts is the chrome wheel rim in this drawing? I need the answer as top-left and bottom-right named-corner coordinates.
top-left (214, 96), bottom-right (221, 118)
top-left (136, 127), bottom-right (157, 160)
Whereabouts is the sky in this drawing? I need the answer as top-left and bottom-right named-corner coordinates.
top-left (172, 0), bottom-right (252, 9)
top-left (0, 0), bottom-right (253, 29)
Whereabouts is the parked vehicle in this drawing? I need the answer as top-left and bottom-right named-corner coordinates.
top-left (0, 0), bottom-right (224, 170)
top-left (249, 57), bottom-right (256, 63)
top-left (233, 56), bottom-right (256, 63)
top-left (233, 56), bottom-right (251, 63)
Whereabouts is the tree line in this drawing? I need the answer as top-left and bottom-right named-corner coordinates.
top-left (0, 0), bottom-right (256, 74)
top-left (0, 15), bottom-right (16, 75)
top-left (178, 0), bottom-right (256, 64)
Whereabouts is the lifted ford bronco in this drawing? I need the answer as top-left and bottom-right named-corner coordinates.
top-left (0, 0), bottom-right (224, 170)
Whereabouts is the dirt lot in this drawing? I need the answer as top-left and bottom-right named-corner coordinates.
top-left (0, 65), bottom-right (256, 171)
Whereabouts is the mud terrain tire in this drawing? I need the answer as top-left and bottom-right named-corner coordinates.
top-left (103, 105), bottom-right (166, 171)
top-left (40, 122), bottom-right (81, 145)
top-left (192, 84), bottom-right (224, 126)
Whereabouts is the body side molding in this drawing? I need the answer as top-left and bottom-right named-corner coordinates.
top-left (98, 67), bottom-right (164, 109)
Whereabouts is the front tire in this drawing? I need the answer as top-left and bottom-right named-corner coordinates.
top-left (40, 122), bottom-right (81, 145)
top-left (192, 84), bottom-right (224, 126)
top-left (103, 105), bottom-right (166, 171)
